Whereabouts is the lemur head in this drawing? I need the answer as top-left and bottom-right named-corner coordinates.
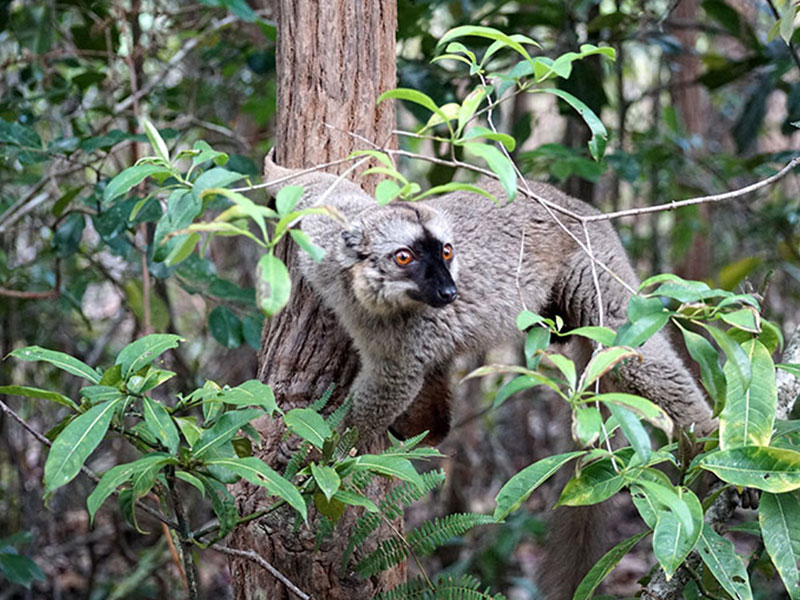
top-left (339, 203), bottom-right (458, 315)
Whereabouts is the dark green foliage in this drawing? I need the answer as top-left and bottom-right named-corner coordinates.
top-left (374, 573), bottom-right (507, 600)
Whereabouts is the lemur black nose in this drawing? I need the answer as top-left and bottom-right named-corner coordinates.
top-left (437, 285), bottom-right (458, 304)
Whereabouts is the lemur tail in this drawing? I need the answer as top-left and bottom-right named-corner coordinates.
top-left (537, 503), bottom-right (609, 600)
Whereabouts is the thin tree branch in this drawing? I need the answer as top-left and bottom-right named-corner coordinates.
top-left (210, 545), bottom-right (312, 600)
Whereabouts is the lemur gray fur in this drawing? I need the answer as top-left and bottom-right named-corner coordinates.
top-left (263, 155), bottom-right (714, 446)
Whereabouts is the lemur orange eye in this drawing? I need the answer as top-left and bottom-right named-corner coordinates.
top-left (394, 249), bottom-right (414, 266)
top-left (442, 243), bottom-right (454, 261)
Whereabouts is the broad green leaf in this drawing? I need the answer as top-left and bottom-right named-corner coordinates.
top-left (175, 471), bottom-right (206, 497)
top-left (532, 88), bottom-right (608, 160)
top-left (353, 455), bottom-right (424, 491)
top-left (275, 185), bottom-right (304, 216)
top-left (703, 324), bottom-right (752, 391)
top-left (524, 326), bottom-right (550, 368)
top-left (217, 380), bottom-right (279, 414)
top-left (581, 347), bottom-right (638, 391)
top-left (289, 229), bottom-right (325, 263)
top-left (457, 87), bottom-right (486, 135)
top-left (115, 334), bottom-right (182, 379)
top-left (720, 339), bottom-right (775, 449)
top-left (349, 149), bottom-right (394, 169)
top-left (493, 374), bottom-right (553, 408)
top-left (192, 408), bottom-right (264, 458)
top-left (332, 490), bottom-right (378, 512)
top-left (573, 406), bottom-right (603, 446)
top-left (192, 167), bottom-right (245, 194)
top-left (103, 164), bottom-right (172, 203)
top-left (420, 102), bottom-right (460, 132)
top-left (175, 416), bottom-right (202, 447)
top-left (545, 353), bottom-right (577, 390)
top-left (198, 474), bottom-right (238, 538)
top-left (777, 363), bottom-right (800, 377)
top-left (697, 524), bottom-right (753, 600)
top-left (651, 487), bottom-right (702, 578)
top-left (614, 312), bottom-right (669, 348)
top-left (0, 385), bottom-right (78, 411)
top-left (494, 451), bottom-right (584, 520)
top-left (0, 552), bottom-right (45, 588)
top-left (720, 307), bottom-right (761, 334)
top-left (592, 393), bottom-right (673, 437)
top-left (437, 25), bottom-right (539, 64)
top-left (284, 408), bottom-right (332, 449)
top-left (206, 456), bottom-right (307, 521)
top-left (573, 531), bottom-right (649, 600)
top-left (142, 397), bottom-right (180, 454)
top-left (208, 305), bottom-right (243, 349)
top-left (700, 446), bottom-right (800, 492)
top-left (760, 491), bottom-right (800, 599)
top-left (191, 140), bottom-right (228, 167)
top-left (10, 346), bottom-right (101, 383)
top-left (142, 119), bottom-right (169, 163)
top-left (378, 89), bottom-right (454, 135)
top-left (557, 458), bottom-right (625, 506)
top-left (85, 456), bottom-right (165, 523)
top-left (677, 323), bottom-right (726, 414)
top-left (256, 253), bottom-right (291, 317)
top-left (608, 404), bottom-right (651, 463)
top-left (374, 179), bottom-right (402, 205)
top-left (311, 463), bottom-right (341, 502)
top-left (44, 398), bottom-right (122, 492)
top-left (457, 125), bottom-right (516, 151)
top-left (563, 326), bottom-right (616, 346)
top-left (463, 142), bottom-right (516, 201)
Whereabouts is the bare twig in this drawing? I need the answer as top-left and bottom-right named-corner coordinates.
top-left (0, 260), bottom-right (61, 299)
top-left (210, 545), bottom-right (312, 600)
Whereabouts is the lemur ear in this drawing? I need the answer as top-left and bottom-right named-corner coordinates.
top-left (340, 226), bottom-right (368, 264)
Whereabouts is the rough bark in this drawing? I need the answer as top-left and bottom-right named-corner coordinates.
top-left (228, 2), bottom-right (401, 598)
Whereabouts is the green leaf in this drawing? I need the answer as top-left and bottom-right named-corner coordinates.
top-left (574, 406), bottom-right (603, 446)
top-left (650, 487), bottom-right (702, 578)
top-left (44, 398), bottom-right (123, 492)
top-left (614, 311), bottom-right (669, 347)
top-left (289, 229), bottom-right (326, 263)
top-left (332, 490), bottom-right (379, 512)
top-left (608, 404), bottom-right (651, 463)
top-left (115, 334), bottom-right (182, 379)
top-left (563, 326), bottom-right (617, 346)
top-left (217, 380), bottom-right (278, 414)
top-left (457, 87), bottom-right (486, 135)
top-left (193, 167), bottom-right (245, 194)
top-left (142, 119), bottom-right (170, 163)
top-left (545, 353), bottom-right (577, 390)
top-left (557, 458), bottom-right (625, 506)
top-left (677, 323), bottom-right (727, 414)
top-left (462, 142), bottom-right (516, 201)
top-left (175, 471), bottom-right (206, 497)
top-left (176, 416), bottom-right (202, 447)
top-left (86, 453), bottom-right (174, 523)
top-left (311, 463), bottom-right (341, 502)
top-left (573, 531), bottom-right (649, 600)
top-left (411, 182), bottom-right (497, 203)
top-left (720, 307), bottom-right (761, 334)
top-left (700, 446), bottom-right (800, 493)
top-left (142, 397), bottom-right (180, 454)
top-left (494, 451), bottom-right (584, 520)
top-left (437, 25), bottom-right (539, 63)
top-left (0, 385), bottom-right (78, 411)
top-left (777, 363), bottom-right (800, 377)
top-left (493, 374), bottom-right (554, 408)
top-left (206, 456), bottom-right (307, 521)
top-left (284, 408), bottom-right (332, 449)
top-left (275, 185), bottom-right (304, 216)
top-left (104, 164), bottom-right (172, 203)
top-left (378, 89), bottom-right (454, 135)
top-left (256, 253), bottom-right (291, 317)
top-left (374, 179), bottom-right (402, 205)
top-left (703, 324), bottom-right (752, 391)
top-left (9, 346), bottom-right (101, 383)
top-left (191, 140), bottom-right (229, 167)
top-left (532, 88), bottom-right (608, 160)
top-left (697, 524), bottom-right (753, 600)
top-left (354, 455), bottom-right (424, 491)
top-left (581, 347), bottom-right (638, 391)
top-left (192, 408), bottom-right (264, 458)
top-left (720, 339), bottom-right (776, 450)
top-left (592, 393), bottom-right (673, 437)
top-left (760, 491), bottom-right (800, 599)
top-left (198, 474), bottom-right (238, 538)
top-left (208, 305), bottom-right (243, 348)
top-left (457, 126), bottom-right (516, 151)
top-left (0, 552), bottom-right (45, 588)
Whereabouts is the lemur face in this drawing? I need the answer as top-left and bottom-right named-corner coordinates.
top-left (340, 204), bottom-right (458, 315)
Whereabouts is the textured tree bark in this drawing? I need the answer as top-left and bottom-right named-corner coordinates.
top-left (228, 2), bottom-right (402, 598)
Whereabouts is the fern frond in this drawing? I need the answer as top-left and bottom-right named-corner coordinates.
top-left (325, 391), bottom-right (350, 428)
top-left (314, 514), bottom-right (335, 551)
top-left (356, 513), bottom-right (493, 577)
top-left (407, 513), bottom-right (494, 555)
top-left (374, 574), bottom-right (507, 600)
top-left (311, 383), bottom-right (335, 412)
top-left (341, 469), bottom-right (445, 571)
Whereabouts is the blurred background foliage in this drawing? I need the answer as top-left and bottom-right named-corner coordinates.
top-left (1, 0), bottom-right (798, 598)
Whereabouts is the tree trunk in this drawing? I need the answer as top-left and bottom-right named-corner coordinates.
top-left (228, 1), bottom-right (401, 598)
